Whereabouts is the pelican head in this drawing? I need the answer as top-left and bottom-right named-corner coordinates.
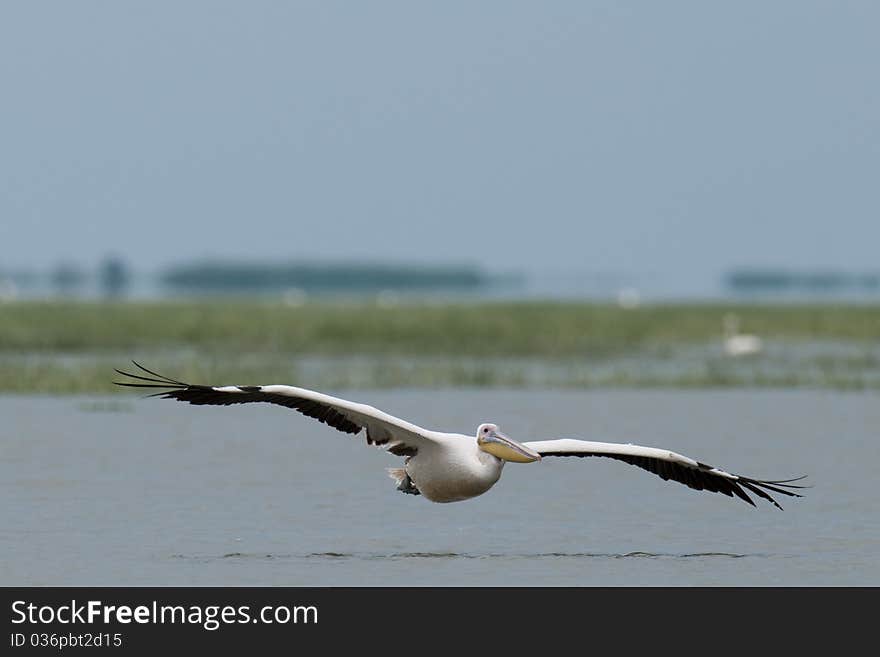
top-left (476, 423), bottom-right (541, 463)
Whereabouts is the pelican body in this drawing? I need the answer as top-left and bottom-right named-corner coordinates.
top-left (115, 362), bottom-right (805, 509)
top-left (388, 423), bottom-right (540, 502)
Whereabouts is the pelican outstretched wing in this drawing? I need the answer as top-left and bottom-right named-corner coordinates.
top-left (114, 361), bottom-right (438, 457)
top-left (524, 439), bottom-right (807, 509)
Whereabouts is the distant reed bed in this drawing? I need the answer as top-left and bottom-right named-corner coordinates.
top-left (2, 300), bottom-right (879, 392)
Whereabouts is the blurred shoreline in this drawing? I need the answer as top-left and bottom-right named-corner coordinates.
top-left (2, 299), bottom-right (879, 393)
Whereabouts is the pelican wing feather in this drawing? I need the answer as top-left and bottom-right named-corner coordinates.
top-left (114, 361), bottom-right (436, 457)
top-left (524, 439), bottom-right (806, 509)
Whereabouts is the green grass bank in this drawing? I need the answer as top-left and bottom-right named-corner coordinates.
top-left (2, 300), bottom-right (879, 392)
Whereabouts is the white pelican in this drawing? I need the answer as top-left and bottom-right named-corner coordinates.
top-left (723, 313), bottom-right (763, 357)
top-left (115, 362), bottom-right (805, 509)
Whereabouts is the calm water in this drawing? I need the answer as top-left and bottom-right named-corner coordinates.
top-left (2, 390), bottom-right (877, 586)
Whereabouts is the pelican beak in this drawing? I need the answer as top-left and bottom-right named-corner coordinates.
top-left (480, 432), bottom-right (542, 463)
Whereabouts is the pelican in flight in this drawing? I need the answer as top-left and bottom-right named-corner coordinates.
top-left (115, 362), bottom-right (805, 509)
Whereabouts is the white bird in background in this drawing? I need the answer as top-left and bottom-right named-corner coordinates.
top-left (115, 362), bottom-right (805, 509)
top-left (723, 313), bottom-right (763, 357)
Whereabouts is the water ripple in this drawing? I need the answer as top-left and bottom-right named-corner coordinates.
top-left (171, 550), bottom-right (761, 561)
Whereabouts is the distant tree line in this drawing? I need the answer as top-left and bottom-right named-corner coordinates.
top-left (160, 261), bottom-right (491, 293)
top-left (727, 268), bottom-right (880, 292)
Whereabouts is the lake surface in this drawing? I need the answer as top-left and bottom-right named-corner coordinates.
top-left (2, 390), bottom-right (877, 586)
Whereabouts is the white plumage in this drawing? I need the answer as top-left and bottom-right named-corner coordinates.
top-left (115, 361), bottom-right (805, 509)
top-left (723, 313), bottom-right (763, 357)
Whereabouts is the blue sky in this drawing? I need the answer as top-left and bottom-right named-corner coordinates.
top-left (2, 1), bottom-right (878, 291)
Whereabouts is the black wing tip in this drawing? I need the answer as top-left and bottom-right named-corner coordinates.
top-left (538, 450), bottom-right (806, 509)
top-left (113, 361), bottom-right (192, 391)
top-left (742, 475), bottom-right (809, 494)
top-left (131, 360), bottom-right (188, 385)
top-left (761, 475), bottom-right (811, 490)
top-left (735, 475), bottom-right (810, 510)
